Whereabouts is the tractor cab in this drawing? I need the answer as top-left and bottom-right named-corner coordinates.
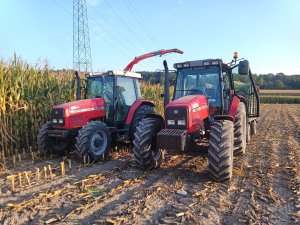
top-left (132, 54), bottom-right (260, 182)
top-left (85, 70), bottom-right (142, 128)
top-left (173, 59), bottom-right (259, 118)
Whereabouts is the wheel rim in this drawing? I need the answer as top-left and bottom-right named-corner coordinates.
top-left (90, 130), bottom-right (107, 155)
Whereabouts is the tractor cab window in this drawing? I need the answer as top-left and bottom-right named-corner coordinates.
top-left (232, 67), bottom-right (258, 116)
top-left (86, 77), bottom-right (103, 99)
top-left (134, 79), bottom-right (142, 99)
top-left (222, 71), bottom-right (232, 112)
top-left (115, 77), bottom-right (137, 126)
top-left (174, 66), bottom-right (221, 109)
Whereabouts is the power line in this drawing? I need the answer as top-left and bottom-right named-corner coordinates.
top-left (103, 0), bottom-right (156, 53)
top-left (52, 0), bottom-right (72, 15)
top-left (51, 0), bottom-right (159, 71)
top-left (89, 7), bottom-right (144, 53)
top-left (124, 0), bottom-right (162, 49)
top-left (88, 15), bottom-right (137, 56)
top-left (51, 0), bottom-right (133, 66)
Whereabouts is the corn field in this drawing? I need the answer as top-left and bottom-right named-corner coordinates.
top-left (0, 56), bottom-right (74, 155)
top-left (0, 57), bottom-right (168, 155)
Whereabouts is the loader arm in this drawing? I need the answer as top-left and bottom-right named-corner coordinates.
top-left (123, 48), bottom-right (183, 72)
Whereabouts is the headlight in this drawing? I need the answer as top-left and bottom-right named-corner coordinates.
top-left (167, 120), bottom-right (175, 125)
top-left (53, 119), bottom-right (57, 123)
top-left (178, 120), bottom-right (186, 126)
top-left (58, 119), bottom-right (64, 124)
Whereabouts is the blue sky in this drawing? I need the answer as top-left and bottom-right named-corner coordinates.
top-left (0, 0), bottom-right (299, 74)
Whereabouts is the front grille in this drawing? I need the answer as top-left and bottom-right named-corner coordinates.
top-left (51, 108), bottom-right (65, 126)
top-left (166, 107), bottom-right (188, 130)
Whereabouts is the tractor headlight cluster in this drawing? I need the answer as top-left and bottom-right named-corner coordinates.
top-left (177, 120), bottom-right (186, 126)
top-left (51, 108), bottom-right (65, 126)
top-left (166, 107), bottom-right (188, 130)
top-left (167, 120), bottom-right (175, 125)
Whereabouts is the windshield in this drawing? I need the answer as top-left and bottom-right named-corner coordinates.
top-left (86, 76), bottom-right (114, 103)
top-left (86, 77), bottom-right (103, 99)
top-left (174, 66), bottom-right (221, 106)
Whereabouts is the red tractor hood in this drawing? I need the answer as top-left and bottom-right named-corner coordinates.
top-left (167, 95), bottom-right (207, 108)
top-left (165, 95), bottom-right (209, 133)
top-left (54, 98), bottom-right (105, 115)
top-left (52, 98), bottom-right (105, 129)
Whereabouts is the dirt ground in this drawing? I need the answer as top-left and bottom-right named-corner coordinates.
top-left (0, 104), bottom-right (299, 225)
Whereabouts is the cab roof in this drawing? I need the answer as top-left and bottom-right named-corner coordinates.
top-left (174, 59), bottom-right (225, 69)
top-left (89, 70), bottom-right (141, 79)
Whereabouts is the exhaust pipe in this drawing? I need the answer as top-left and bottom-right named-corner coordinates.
top-left (75, 71), bottom-right (81, 100)
top-left (163, 60), bottom-right (170, 108)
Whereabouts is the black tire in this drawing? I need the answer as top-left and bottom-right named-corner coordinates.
top-left (208, 120), bottom-right (234, 182)
top-left (234, 103), bottom-right (247, 156)
top-left (132, 117), bottom-right (163, 170)
top-left (75, 121), bottom-right (111, 161)
top-left (37, 121), bottom-right (68, 155)
top-left (130, 105), bottom-right (155, 140)
top-left (246, 123), bottom-right (251, 143)
top-left (250, 120), bottom-right (257, 135)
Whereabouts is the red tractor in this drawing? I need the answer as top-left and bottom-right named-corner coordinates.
top-left (132, 53), bottom-right (260, 181)
top-left (37, 49), bottom-right (183, 161)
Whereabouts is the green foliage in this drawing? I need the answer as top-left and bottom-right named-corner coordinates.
top-left (252, 73), bottom-right (300, 89)
top-left (260, 96), bottom-right (300, 104)
top-left (0, 56), bottom-right (75, 154)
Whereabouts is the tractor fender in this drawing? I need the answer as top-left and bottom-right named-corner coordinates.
top-left (229, 95), bottom-right (241, 122)
top-left (143, 113), bottom-right (165, 129)
top-left (125, 100), bottom-right (155, 126)
top-left (213, 115), bottom-right (234, 122)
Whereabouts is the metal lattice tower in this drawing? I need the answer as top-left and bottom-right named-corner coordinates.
top-left (73, 0), bottom-right (92, 72)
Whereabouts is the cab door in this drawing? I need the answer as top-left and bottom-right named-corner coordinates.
top-left (115, 77), bottom-right (137, 127)
top-left (231, 61), bottom-right (259, 117)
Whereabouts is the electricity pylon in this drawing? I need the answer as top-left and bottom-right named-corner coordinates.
top-left (73, 0), bottom-right (92, 72)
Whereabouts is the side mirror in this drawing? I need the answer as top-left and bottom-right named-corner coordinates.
top-left (238, 60), bottom-right (249, 75)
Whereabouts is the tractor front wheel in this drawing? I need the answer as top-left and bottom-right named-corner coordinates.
top-left (130, 105), bottom-right (155, 140)
top-left (208, 120), bottom-right (234, 182)
top-left (234, 102), bottom-right (247, 156)
top-left (37, 121), bottom-right (69, 155)
top-left (75, 121), bottom-right (111, 162)
top-left (132, 117), bottom-right (163, 170)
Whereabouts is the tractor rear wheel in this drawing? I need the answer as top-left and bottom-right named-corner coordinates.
top-left (75, 121), bottom-right (111, 162)
top-left (250, 120), bottom-right (257, 135)
top-left (208, 120), bottom-right (234, 182)
top-left (130, 105), bottom-right (155, 140)
top-left (37, 121), bottom-right (69, 155)
top-left (132, 117), bottom-right (163, 170)
top-left (234, 103), bottom-right (247, 156)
